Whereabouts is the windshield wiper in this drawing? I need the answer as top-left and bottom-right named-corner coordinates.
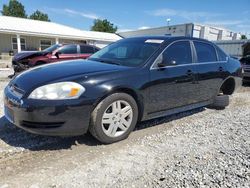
top-left (90, 58), bottom-right (121, 65)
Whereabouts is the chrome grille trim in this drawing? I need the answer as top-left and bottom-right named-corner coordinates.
top-left (8, 84), bottom-right (25, 98)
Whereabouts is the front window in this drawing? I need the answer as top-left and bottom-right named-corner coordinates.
top-left (43, 44), bottom-right (62, 53)
top-left (89, 39), bottom-right (163, 67)
top-left (162, 41), bottom-right (192, 65)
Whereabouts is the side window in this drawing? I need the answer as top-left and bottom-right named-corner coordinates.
top-left (163, 41), bottom-right (192, 65)
top-left (58, 45), bottom-right (77, 54)
top-left (93, 47), bottom-right (100, 52)
top-left (216, 46), bottom-right (228, 61)
top-left (194, 41), bottom-right (217, 63)
top-left (80, 45), bottom-right (94, 54)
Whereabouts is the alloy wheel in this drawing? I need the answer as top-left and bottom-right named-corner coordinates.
top-left (101, 100), bottom-right (133, 137)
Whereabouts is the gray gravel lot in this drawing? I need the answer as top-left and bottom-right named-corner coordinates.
top-left (0, 70), bottom-right (249, 187)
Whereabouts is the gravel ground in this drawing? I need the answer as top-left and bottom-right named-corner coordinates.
top-left (0, 71), bottom-right (249, 187)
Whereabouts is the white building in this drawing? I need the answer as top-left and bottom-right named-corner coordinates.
top-left (118, 23), bottom-right (242, 41)
top-left (214, 39), bottom-right (250, 58)
top-left (0, 15), bottom-right (121, 56)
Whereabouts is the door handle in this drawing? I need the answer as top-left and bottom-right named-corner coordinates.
top-left (219, 67), bottom-right (223, 72)
top-left (186, 70), bottom-right (193, 76)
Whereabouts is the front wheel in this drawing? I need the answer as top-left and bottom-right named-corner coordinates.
top-left (89, 93), bottom-right (138, 144)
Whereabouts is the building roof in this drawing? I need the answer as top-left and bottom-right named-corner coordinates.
top-left (118, 23), bottom-right (239, 38)
top-left (0, 16), bottom-right (121, 42)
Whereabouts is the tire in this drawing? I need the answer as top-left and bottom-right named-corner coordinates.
top-left (208, 95), bottom-right (229, 110)
top-left (89, 93), bottom-right (138, 144)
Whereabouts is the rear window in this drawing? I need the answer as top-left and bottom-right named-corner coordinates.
top-left (216, 46), bottom-right (228, 61)
top-left (80, 45), bottom-right (94, 54)
top-left (194, 41), bottom-right (217, 63)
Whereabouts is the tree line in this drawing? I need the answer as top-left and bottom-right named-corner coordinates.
top-left (1, 0), bottom-right (117, 33)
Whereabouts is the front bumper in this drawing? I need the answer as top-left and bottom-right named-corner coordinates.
top-left (12, 60), bottom-right (29, 73)
top-left (4, 86), bottom-right (93, 136)
top-left (243, 70), bottom-right (250, 78)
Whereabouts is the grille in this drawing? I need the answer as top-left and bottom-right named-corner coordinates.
top-left (22, 121), bottom-right (64, 129)
top-left (243, 65), bottom-right (250, 72)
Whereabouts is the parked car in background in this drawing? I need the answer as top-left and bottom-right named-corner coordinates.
top-left (4, 36), bottom-right (242, 144)
top-left (240, 55), bottom-right (250, 83)
top-left (12, 44), bottom-right (100, 73)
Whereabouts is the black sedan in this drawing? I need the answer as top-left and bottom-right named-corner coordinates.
top-left (4, 36), bottom-right (242, 143)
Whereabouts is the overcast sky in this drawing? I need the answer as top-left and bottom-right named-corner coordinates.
top-left (1, 0), bottom-right (250, 35)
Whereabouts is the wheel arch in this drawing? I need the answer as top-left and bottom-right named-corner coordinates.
top-left (218, 76), bottom-right (236, 95)
top-left (93, 87), bottom-right (144, 122)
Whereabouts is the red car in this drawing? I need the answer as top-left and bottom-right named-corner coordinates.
top-left (12, 44), bottom-right (100, 73)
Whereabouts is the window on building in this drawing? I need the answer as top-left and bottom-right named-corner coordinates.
top-left (162, 41), bottom-right (192, 65)
top-left (40, 40), bottom-right (52, 50)
top-left (12, 37), bottom-right (26, 50)
top-left (193, 41), bottom-right (217, 63)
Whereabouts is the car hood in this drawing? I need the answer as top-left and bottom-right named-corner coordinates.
top-left (13, 51), bottom-right (45, 61)
top-left (11, 59), bottom-right (130, 92)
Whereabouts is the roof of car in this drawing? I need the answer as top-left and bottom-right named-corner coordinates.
top-left (122, 36), bottom-right (211, 43)
top-left (58, 43), bottom-right (100, 48)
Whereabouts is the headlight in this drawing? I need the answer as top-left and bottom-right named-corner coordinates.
top-left (28, 82), bottom-right (85, 100)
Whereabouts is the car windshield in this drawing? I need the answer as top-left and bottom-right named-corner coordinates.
top-left (89, 39), bottom-right (164, 67)
top-left (43, 44), bottom-right (62, 53)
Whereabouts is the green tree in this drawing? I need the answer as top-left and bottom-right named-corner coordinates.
top-left (91, 19), bottom-right (117, 33)
top-left (241, 35), bottom-right (247, 40)
top-left (29, 10), bottom-right (50, 22)
top-left (1, 0), bottom-right (27, 18)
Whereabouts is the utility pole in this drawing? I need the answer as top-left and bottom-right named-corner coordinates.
top-left (167, 18), bottom-right (171, 26)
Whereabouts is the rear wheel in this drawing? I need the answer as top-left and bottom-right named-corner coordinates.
top-left (89, 93), bottom-right (138, 144)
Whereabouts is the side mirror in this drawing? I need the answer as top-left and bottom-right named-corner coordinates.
top-left (168, 60), bottom-right (177, 66)
top-left (55, 51), bottom-right (61, 59)
top-left (156, 54), bottom-right (165, 68)
top-left (156, 54), bottom-right (177, 68)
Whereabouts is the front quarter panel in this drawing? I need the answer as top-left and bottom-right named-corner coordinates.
top-left (79, 68), bottom-right (150, 119)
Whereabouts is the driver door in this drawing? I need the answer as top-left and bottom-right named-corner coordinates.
top-left (147, 40), bottom-right (198, 114)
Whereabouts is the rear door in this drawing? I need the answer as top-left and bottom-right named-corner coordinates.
top-left (192, 41), bottom-right (228, 101)
top-left (79, 45), bottom-right (95, 59)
